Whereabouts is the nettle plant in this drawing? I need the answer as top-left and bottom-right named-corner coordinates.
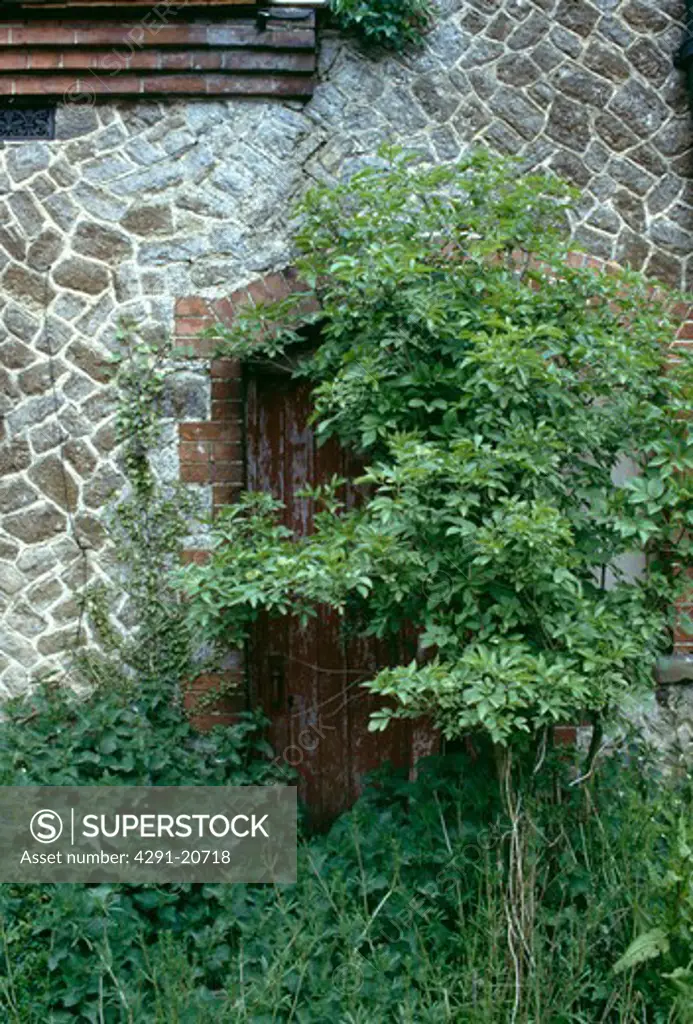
top-left (180, 148), bottom-right (693, 761)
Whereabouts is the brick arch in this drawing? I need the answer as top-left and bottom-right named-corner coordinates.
top-left (174, 268), bottom-right (312, 517)
top-left (173, 263), bottom-right (693, 729)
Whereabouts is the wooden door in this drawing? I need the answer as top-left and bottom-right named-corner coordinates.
top-left (246, 368), bottom-right (422, 828)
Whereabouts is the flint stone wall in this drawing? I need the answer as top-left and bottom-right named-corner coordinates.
top-left (0, 0), bottom-right (691, 703)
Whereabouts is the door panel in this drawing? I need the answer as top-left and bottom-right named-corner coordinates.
top-left (245, 370), bottom-right (418, 828)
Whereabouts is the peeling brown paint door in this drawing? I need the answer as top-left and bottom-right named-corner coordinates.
top-left (245, 368), bottom-right (426, 828)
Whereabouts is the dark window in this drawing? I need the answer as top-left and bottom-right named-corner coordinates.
top-left (0, 105), bottom-right (55, 141)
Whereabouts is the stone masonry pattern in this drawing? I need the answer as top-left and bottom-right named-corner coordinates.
top-left (0, 0), bottom-right (692, 699)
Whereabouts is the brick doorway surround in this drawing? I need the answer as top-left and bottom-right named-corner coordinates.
top-left (174, 268), bottom-right (312, 728)
top-left (173, 261), bottom-right (693, 735)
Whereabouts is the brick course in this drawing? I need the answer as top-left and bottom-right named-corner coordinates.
top-left (0, 14), bottom-right (316, 98)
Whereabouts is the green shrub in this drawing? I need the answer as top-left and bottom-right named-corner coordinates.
top-left (178, 150), bottom-right (693, 1007)
top-left (184, 148), bottom-right (693, 757)
top-left (331, 0), bottom-right (434, 50)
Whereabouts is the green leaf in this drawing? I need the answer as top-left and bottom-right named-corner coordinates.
top-left (613, 929), bottom-right (670, 974)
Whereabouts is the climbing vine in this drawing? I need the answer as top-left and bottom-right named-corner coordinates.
top-left (78, 327), bottom-right (206, 697)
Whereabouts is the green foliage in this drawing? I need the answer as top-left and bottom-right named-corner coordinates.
top-left (80, 329), bottom-right (213, 696)
top-left (614, 929), bottom-right (670, 974)
top-left (181, 147), bottom-right (693, 749)
top-left (331, 0), bottom-right (434, 50)
top-left (615, 792), bottom-right (693, 1014)
top-left (7, 149), bottom-right (689, 1024)
top-left (2, 750), bottom-right (691, 1022)
top-left (0, 676), bottom-right (275, 788)
top-left (0, 673), bottom-right (282, 1022)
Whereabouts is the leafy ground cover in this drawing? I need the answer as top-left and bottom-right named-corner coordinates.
top-left (0, 680), bottom-right (690, 1023)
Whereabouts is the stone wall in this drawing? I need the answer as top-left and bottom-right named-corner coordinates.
top-left (0, 0), bottom-right (691, 696)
